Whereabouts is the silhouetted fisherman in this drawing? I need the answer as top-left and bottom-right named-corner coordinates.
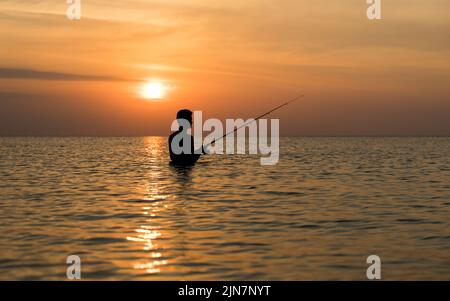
top-left (169, 109), bottom-right (205, 166)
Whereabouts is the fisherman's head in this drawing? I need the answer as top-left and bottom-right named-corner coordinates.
top-left (176, 109), bottom-right (193, 129)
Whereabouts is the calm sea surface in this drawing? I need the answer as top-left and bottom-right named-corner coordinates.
top-left (0, 137), bottom-right (449, 280)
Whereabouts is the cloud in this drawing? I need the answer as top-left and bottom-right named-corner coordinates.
top-left (0, 68), bottom-right (125, 81)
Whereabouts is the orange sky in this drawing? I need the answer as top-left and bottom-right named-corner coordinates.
top-left (0, 0), bottom-right (449, 136)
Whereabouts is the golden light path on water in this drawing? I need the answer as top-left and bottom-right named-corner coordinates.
top-left (127, 138), bottom-right (169, 275)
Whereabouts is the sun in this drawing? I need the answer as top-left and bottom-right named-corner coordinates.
top-left (140, 81), bottom-right (167, 100)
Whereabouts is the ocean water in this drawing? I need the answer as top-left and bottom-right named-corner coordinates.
top-left (0, 137), bottom-right (449, 280)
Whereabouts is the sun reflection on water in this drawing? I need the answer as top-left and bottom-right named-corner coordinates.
top-left (126, 138), bottom-right (171, 275)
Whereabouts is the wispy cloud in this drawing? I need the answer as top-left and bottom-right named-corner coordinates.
top-left (0, 68), bottom-right (125, 81)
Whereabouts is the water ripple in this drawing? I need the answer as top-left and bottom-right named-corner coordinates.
top-left (0, 137), bottom-right (449, 280)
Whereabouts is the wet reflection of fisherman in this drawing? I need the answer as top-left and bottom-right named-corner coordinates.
top-left (169, 109), bottom-right (206, 166)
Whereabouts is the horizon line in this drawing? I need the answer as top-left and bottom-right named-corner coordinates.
top-left (0, 135), bottom-right (449, 138)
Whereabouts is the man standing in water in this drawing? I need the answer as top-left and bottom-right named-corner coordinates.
top-left (169, 109), bottom-right (205, 166)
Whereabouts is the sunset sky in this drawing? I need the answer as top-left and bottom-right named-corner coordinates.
top-left (0, 0), bottom-right (449, 136)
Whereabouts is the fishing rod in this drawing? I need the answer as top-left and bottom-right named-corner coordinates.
top-left (203, 94), bottom-right (304, 148)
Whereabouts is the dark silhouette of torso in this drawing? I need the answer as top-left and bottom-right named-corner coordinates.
top-left (168, 130), bottom-right (201, 166)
